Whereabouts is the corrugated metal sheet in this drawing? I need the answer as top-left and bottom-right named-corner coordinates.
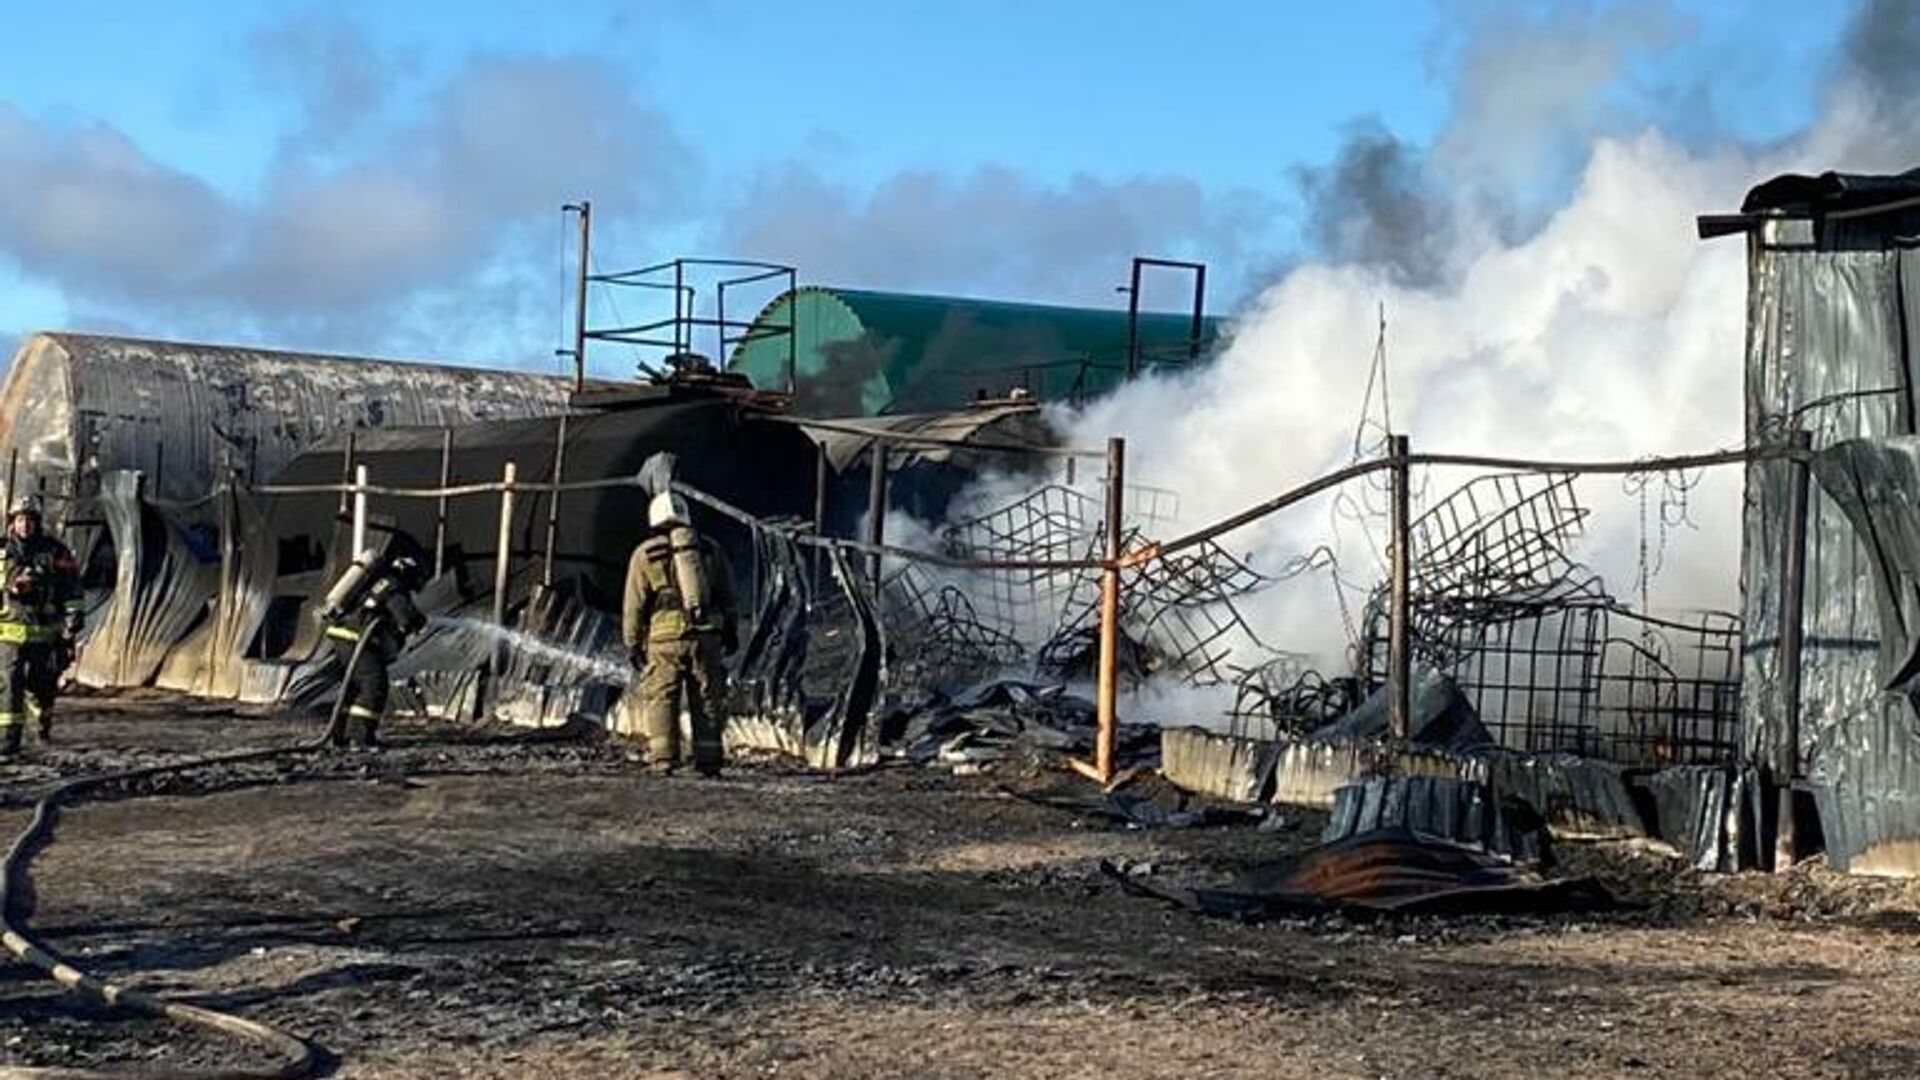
top-left (1736, 190), bottom-right (1920, 871)
top-left (1323, 776), bottom-right (1548, 864)
top-left (1158, 726), bottom-right (1648, 842)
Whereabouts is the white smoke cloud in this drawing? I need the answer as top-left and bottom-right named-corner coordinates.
top-left (920, 2), bottom-right (1920, 726)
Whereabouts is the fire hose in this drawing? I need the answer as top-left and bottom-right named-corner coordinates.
top-left (0, 624), bottom-right (385, 1078)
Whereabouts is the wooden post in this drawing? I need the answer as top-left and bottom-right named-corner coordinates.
top-left (491, 462), bottom-right (518, 678)
top-left (1095, 436), bottom-right (1126, 783)
top-left (866, 441), bottom-right (888, 595)
top-left (433, 427), bottom-right (452, 579)
top-left (542, 413), bottom-right (570, 588)
top-left (493, 462), bottom-right (518, 627)
top-left (1387, 434), bottom-right (1412, 741)
top-left (351, 464), bottom-right (369, 558)
top-left (1775, 429), bottom-right (1814, 870)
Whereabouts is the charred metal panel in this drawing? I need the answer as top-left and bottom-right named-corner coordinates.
top-left (73, 472), bottom-right (219, 689)
top-left (1324, 776), bottom-right (1548, 864)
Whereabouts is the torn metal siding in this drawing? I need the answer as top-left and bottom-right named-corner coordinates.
top-left (1739, 222), bottom-right (1920, 871)
top-left (0, 332), bottom-right (578, 506)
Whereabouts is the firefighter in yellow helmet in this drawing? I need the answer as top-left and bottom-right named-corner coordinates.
top-left (0, 495), bottom-right (84, 755)
top-left (622, 492), bottom-right (738, 776)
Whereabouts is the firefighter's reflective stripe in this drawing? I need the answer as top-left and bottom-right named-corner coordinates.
top-left (0, 711), bottom-right (17, 728)
top-left (0, 621), bottom-right (59, 644)
top-left (325, 625), bottom-right (362, 642)
top-left (346, 705), bottom-right (381, 719)
top-left (61, 600), bottom-right (85, 613)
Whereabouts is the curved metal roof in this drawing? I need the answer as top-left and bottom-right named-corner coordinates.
top-left (0, 332), bottom-right (586, 505)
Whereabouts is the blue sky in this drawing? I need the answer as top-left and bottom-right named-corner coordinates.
top-left (0, 1), bottom-right (1870, 377)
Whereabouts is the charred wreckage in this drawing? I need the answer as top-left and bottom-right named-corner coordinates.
top-left (1, 168), bottom-right (1919, 887)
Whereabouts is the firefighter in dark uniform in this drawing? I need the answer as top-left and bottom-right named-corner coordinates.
top-left (0, 495), bottom-right (84, 755)
top-left (319, 548), bottom-right (426, 749)
top-left (622, 492), bottom-right (738, 776)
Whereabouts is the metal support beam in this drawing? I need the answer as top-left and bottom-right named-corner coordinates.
top-left (542, 413), bottom-right (570, 588)
top-left (337, 431), bottom-right (356, 517)
top-left (866, 443), bottom-right (888, 595)
top-left (1095, 436), bottom-right (1126, 783)
top-left (813, 444), bottom-right (830, 591)
top-left (433, 428), bottom-right (452, 579)
top-left (1387, 433), bottom-right (1412, 741)
top-left (570, 201), bottom-right (591, 393)
top-left (1775, 428), bottom-right (1814, 870)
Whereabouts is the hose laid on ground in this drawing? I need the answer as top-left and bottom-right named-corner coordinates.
top-left (2, 744), bottom-right (322, 1080)
top-left (0, 623), bottom-right (384, 1078)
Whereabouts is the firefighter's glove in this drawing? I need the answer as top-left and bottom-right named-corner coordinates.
top-left (8, 569), bottom-right (38, 598)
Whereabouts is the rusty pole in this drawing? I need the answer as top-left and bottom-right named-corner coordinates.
top-left (351, 464), bottom-right (369, 558)
top-left (1095, 436), bottom-right (1126, 783)
top-left (433, 427), bottom-right (452, 579)
top-left (1387, 434), bottom-right (1412, 741)
top-left (542, 412), bottom-right (570, 588)
top-left (1775, 428), bottom-right (1814, 870)
top-left (866, 441), bottom-right (888, 595)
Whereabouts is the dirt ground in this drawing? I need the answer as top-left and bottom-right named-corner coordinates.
top-left (6, 697), bottom-right (1920, 1079)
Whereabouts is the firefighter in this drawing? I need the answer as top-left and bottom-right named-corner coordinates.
top-left (0, 495), bottom-right (84, 755)
top-left (319, 547), bottom-right (426, 749)
top-left (622, 492), bottom-right (738, 776)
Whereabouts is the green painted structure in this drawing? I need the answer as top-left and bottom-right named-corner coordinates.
top-left (727, 286), bottom-right (1222, 416)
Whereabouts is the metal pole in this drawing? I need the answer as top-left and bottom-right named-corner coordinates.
top-left (813, 444), bottom-right (830, 590)
top-left (542, 413), bottom-right (570, 588)
top-left (337, 431), bottom-right (356, 516)
top-left (1189, 264), bottom-right (1207, 361)
top-left (1387, 434), bottom-right (1412, 740)
top-left (572, 200), bottom-right (591, 393)
top-left (1125, 258), bottom-right (1143, 378)
top-left (433, 428), bottom-right (452, 579)
top-left (215, 452), bottom-right (234, 692)
top-left (1775, 428), bottom-right (1814, 870)
top-left (674, 261), bottom-right (686, 355)
top-left (4, 448), bottom-right (15, 508)
top-left (351, 464), bottom-right (368, 558)
top-left (866, 442), bottom-right (888, 595)
top-left (786, 268), bottom-right (798, 397)
top-left (1095, 436), bottom-right (1126, 783)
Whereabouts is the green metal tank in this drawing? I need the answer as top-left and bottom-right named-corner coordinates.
top-left (727, 286), bottom-right (1221, 416)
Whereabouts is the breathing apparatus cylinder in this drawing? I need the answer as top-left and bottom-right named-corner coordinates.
top-left (320, 547), bottom-right (384, 622)
top-left (667, 524), bottom-right (711, 624)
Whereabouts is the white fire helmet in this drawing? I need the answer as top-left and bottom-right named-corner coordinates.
top-left (648, 491), bottom-right (691, 529)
